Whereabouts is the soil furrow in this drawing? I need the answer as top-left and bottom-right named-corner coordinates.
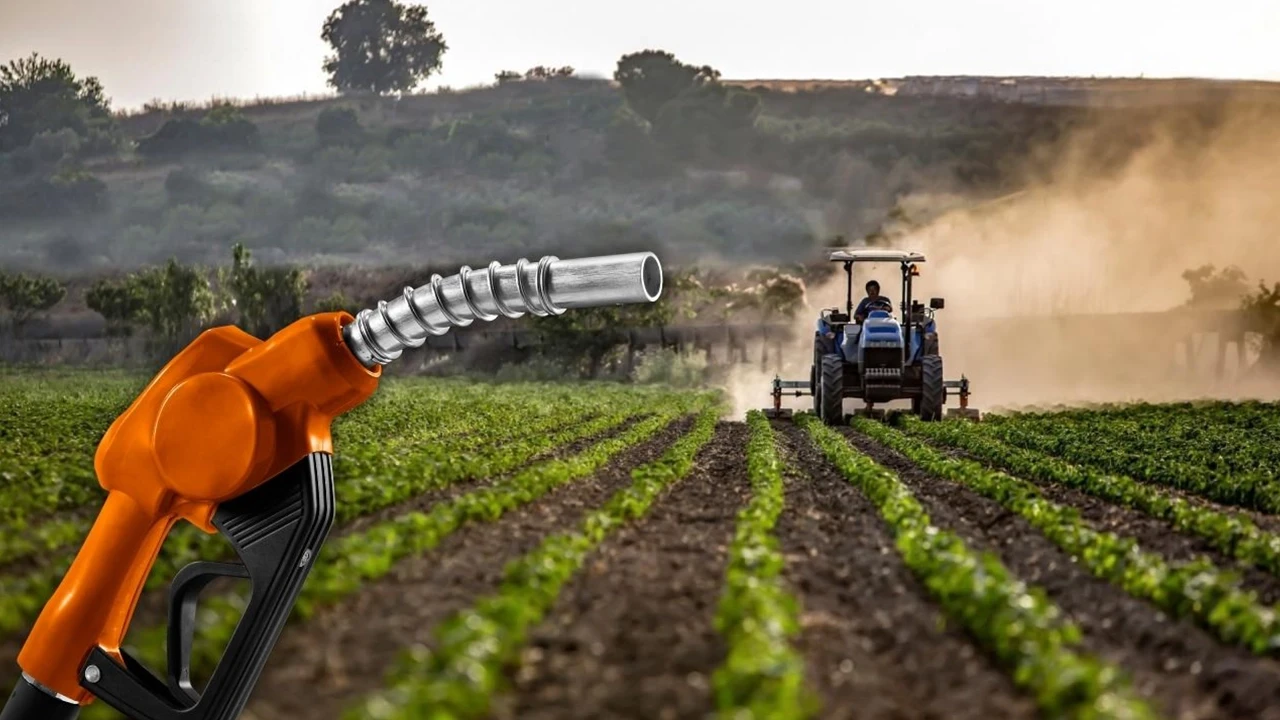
top-left (775, 422), bottom-right (1035, 720)
top-left (494, 422), bottom-right (747, 720)
top-left (932, 439), bottom-right (1280, 603)
top-left (240, 416), bottom-right (692, 720)
top-left (845, 428), bottom-right (1280, 720)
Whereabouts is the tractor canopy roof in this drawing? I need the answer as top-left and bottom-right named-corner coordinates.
top-left (828, 249), bottom-right (926, 263)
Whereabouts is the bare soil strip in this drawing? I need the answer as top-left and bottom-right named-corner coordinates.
top-left (241, 417), bottom-right (692, 720)
top-left (774, 423), bottom-right (1036, 720)
top-left (494, 422), bottom-right (747, 720)
top-left (846, 429), bottom-right (1280, 720)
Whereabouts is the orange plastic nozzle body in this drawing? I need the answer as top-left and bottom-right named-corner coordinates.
top-left (17, 312), bottom-right (380, 703)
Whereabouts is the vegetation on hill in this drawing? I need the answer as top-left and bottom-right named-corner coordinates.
top-left (0, 0), bottom-right (1103, 276)
top-left (2, 0), bottom-right (1277, 372)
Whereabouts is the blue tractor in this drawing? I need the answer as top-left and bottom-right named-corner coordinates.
top-left (768, 249), bottom-right (978, 425)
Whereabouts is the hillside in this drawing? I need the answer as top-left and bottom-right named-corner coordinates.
top-left (4, 70), bottom-right (1279, 356)
top-left (1, 75), bottom-right (1106, 275)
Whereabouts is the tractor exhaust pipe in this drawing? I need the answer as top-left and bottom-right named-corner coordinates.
top-left (342, 252), bottom-right (664, 367)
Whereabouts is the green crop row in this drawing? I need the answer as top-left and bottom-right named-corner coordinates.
top-left (711, 411), bottom-right (814, 719)
top-left (903, 417), bottom-right (1280, 578)
top-left (0, 376), bottom-right (633, 567)
top-left (990, 401), bottom-right (1280, 448)
top-left (2, 386), bottom-right (700, 638)
top-left (345, 408), bottom-right (720, 720)
top-left (0, 394), bottom-right (608, 571)
top-left (989, 419), bottom-right (1280, 515)
top-left (856, 419), bottom-right (1280, 656)
top-left (0, 374), bottom-right (139, 521)
top-left (0, 401), bottom-right (628, 630)
top-left (802, 415), bottom-right (1156, 719)
top-left (984, 403), bottom-right (1280, 509)
top-left (80, 408), bottom-right (702, 720)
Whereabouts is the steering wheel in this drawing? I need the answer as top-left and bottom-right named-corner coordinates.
top-left (865, 297), bottom-right (893, 315)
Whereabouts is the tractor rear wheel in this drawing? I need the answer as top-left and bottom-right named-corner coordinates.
top-left (820, 353), bottom-right (845, 426)
top-left (919, 354), bottom-right (944, 421)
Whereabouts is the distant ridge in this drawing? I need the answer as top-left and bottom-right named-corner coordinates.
top-left (724, 76), bottom-right (1280, 106)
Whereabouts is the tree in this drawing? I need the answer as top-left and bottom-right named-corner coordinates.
top-left (524, 66), bottom-right (575, 80)
top-left (1183, 265), bottom-right (1249, 309)
top-left (1243, 281), bottom-right (1280, 370)
top-left (86, 277), bottom-right (146, 336)
top-left (0, 272), bottom-right (66, 334)
top-left (0, 53), bottom-right (113, 153)
top-left (223, 243), bottom-right (308, 337)
top-left (121, 260), bottom-right (218, 341)
top-left (321, 0), bottom-right (447, 95)
top-left (613, 50), bottom-right (719, 125)
top-left (748, 268), bottom-right (808, 321)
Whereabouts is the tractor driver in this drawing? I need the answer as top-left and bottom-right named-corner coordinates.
top-left (854, 280), bottom-right (893, 323)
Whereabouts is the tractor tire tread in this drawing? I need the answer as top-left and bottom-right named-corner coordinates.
top-left (919, 354), bottom-right (944, 421)
top-left (820, 353), bottom-right (844, 426)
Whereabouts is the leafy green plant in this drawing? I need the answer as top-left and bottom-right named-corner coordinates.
top-left (82, 409), bottom-right (698, 720)
top-left (984, 406), bottom-right (1280, 513)
top-left (803, 414), bottom-right (1154, 719)
top-left (857, 418), bottom-right (1280, 656)
top-left (0, 375), bottom-right (708, 638)
top-left (345, 408), bottom-right (719, 720)
top-left (904, 416), bottom-right (1280, 578)
top-left (711, 411), bottom-right (814, 718)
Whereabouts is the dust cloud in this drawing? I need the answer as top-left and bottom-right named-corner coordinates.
top-left (720, 96), bottom-right (1280, 416)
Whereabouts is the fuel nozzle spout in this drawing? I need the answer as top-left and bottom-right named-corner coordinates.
top-left (342, 252), bottom-right (664, 368)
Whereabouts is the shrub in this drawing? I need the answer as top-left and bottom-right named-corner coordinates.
top-left (86, 277), bottom-right (145, 336)
top-left (163, 167), bottom-right (208, 204)
top-left (0, 170), bottom-right (106, 218)
top-left (316, 107), bottom-right (364, 147)
top-left (223, 243), bottom-right (308, 337)
top-left (136, 110), bottom-right (261, 159)
top-left (631, 347), bottom-right (708, 387)
top-left (313, 290), bottom-right (357, 314)
top-left (29, 128), bottom-right (80, 164)
top-left (494, 355), bottom-right (576, 382)
top-left (0, 272), bottom-right (66, 333)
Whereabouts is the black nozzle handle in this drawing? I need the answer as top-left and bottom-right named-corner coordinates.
top-left (0, 676), bottom-right (79, 720)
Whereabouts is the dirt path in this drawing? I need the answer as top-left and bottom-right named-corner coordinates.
top-left (242, 417), bottom-right (693, 720)
top-left (494, 422), bottom-right (747, 720)
top-left (845, 429), bottom-right (1280, 720)
top-left (775, 423), bottom-right (1035, 720)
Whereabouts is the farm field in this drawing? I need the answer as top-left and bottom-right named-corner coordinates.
top-left (2, 372), bottom-right (1280, 719)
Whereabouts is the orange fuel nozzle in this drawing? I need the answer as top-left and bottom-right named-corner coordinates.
top-left (14, 312), bottom-right (379, 715)
top-left (2, 251), bottom-right (665, 720)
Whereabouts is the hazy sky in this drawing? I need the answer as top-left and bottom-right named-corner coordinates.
top-left (2, 0), bottom-right (1277, 111)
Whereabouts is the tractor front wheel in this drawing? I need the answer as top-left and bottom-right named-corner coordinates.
top-left (918, 354), bottom-right (944, 421)
top-left (820, 353), bottom-right (845, 425)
